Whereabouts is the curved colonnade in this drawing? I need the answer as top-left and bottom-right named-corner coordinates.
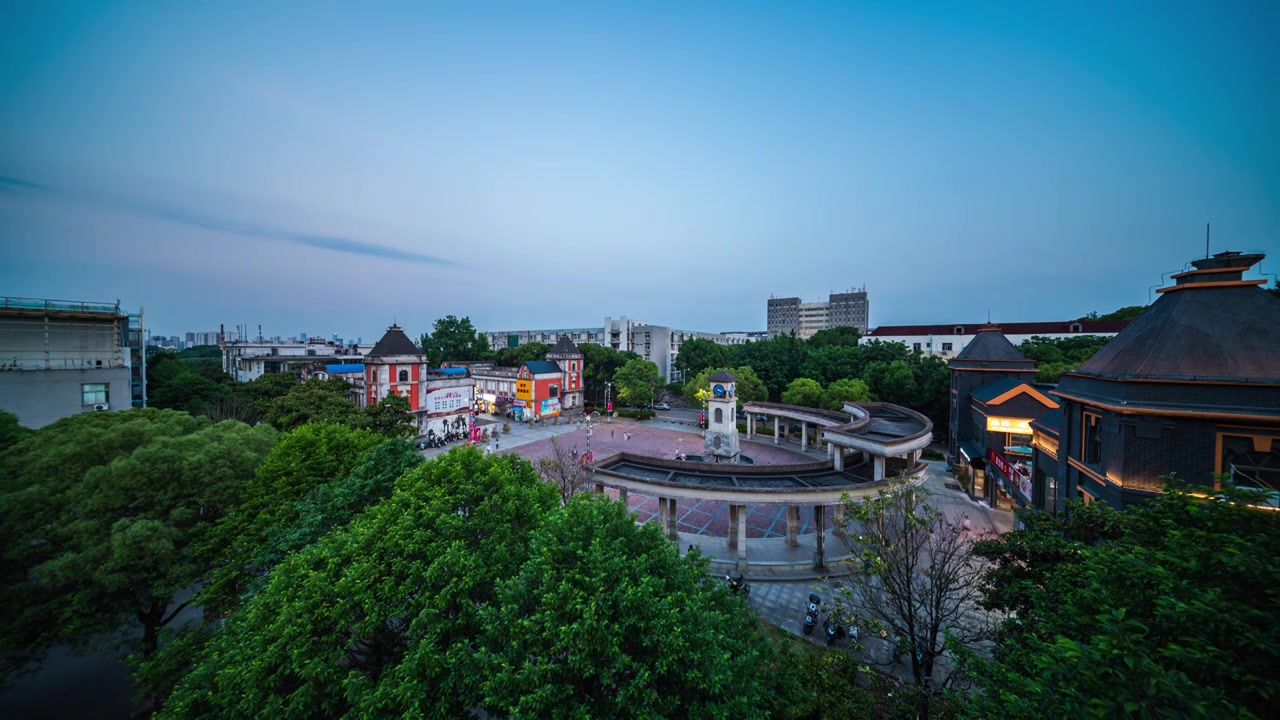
top-left (589, 401), bottom-right (934, 577)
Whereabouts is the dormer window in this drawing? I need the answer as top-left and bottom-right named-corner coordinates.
top-left (1069, 322), bottom-right (1082, 333)
top-left (954, 326), bottom-right (964, 335)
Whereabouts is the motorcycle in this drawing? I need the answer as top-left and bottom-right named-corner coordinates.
top-left (823, 614), bottom-right (847, 645)
top-left (725, 572), bottom-right (751, 599)
top-left (803, 593), bottom-right (821, 635)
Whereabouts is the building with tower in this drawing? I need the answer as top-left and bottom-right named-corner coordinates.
top-left (545, 335), bottom-right (585, 411)
top-left (704, 370), bottom-right (742, 462)
top-left (362, 324), bottom-right (474, 437)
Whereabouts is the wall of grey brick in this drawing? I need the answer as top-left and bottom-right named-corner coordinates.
top-left (0, 368), bottom-right (131, 429)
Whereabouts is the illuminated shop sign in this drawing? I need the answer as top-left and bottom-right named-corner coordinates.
top-left (987, 417), bottom-right (1032, 435)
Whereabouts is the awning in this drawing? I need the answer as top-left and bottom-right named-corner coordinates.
top-left (958, 440), bottom-right (986, 467)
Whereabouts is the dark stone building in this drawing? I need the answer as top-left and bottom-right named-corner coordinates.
top-left (1050, 251), bottom-right (1280, 509)
top-left (948, 325), bottom-right (1058, 509)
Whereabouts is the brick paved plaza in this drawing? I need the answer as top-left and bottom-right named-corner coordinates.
top-left (503, 421), bottom-right (839, 539)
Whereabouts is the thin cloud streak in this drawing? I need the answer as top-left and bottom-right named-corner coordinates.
top-left (0, 175), bottom-right (461, 267)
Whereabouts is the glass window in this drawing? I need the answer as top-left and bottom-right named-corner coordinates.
top-left (398, 369), bottom-right (409, 382)
top-left (942, 342), bottom-right (953, 352)
top-left (549, 385), bottom-right (559, 398)
top-left (82, 383), bottom-right (109, 406)
top-left (1083, 411), bottom-right (1102, 466)
top-left (714, 408), bottom-right (723, 423)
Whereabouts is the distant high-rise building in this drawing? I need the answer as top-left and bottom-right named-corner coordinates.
top-left (767, 288), bottom-right (868, 338)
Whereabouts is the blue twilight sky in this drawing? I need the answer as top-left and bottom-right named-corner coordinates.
top-left (1, 1), bottom-right (1277, 340)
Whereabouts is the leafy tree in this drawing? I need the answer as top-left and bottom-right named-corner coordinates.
top-left (579, 343), bottom-right (638, 404)
top-left (1017, 335), bottom-right (1113, 384)
top-left (682, 366), bottom-right (767, 409)
top-left (729, 333), bottom-right (806, 400)
top-left (261, 377), bottom-right (358, 431)
top-left (910, 355), bottom-right (951, 430)
top-left (807, 326), bottom-right (863, 348)
top-left (359, 392), bottom-right (418, 438)
top-left (0, 410), bottom-right (31, 453)
top-left (862, 360), bottom-right (918, 407)
top-left (479, 495), bottom-right (793, 717)
top-left (232, 371), bottom-right (299, 415)
top-left (0, 412), bottom-right (277, 687)
top-left (494, 341), bottom-right (552, 368)
top-left (965, 483), bottom-right (1280, 719)
top-left (613, 357), bottom-right (662, 408)
top-left (673, 337), bottom-right (729, 378)
top-left (800, 345), bottom-right (866, 386)
top-left (158, 448), bottom-right (560, 719)
top-left (834, 483), bottom-right (994, 717)
top-left (1079, 305), bottom-right (1147, 322)
top-left (780, 377), bottom-right (824, 407)
top-left (536, 435), bottom-right (590, 505)
top-left (148, 371), bottom-right (229, 413)
top-left (418, 315), bottom-right (491, 367)
top-left (203, 423), bottom-right (382, 615)
top-left (821, 378), bottom-right (873, 410)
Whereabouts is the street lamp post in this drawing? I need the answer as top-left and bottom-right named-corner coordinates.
top-left (604, 382), bottom-right (614, 423)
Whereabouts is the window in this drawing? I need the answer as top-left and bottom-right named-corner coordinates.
top-left (82, 383), bottom-right (109, 406)
top-left (913, 343), bottom-right (922, 352)
top-left (942, 342), bottom-right (953, 352)
top-left (1083, 411), bottom-right (1102, 466)
top-left (954, 326), bottom-right (964, 334)
top-left (549, 385), bottom-right (559, 398)
top-left (714, 408), bottom-right (723, 423)
top-left (1070, 322), bottom-right (1082, 333)
top-left (398, 369), bottom-right (409, 382)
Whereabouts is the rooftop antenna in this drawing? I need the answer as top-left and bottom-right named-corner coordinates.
top-left (1206, 222), bottom-right (1210, 259)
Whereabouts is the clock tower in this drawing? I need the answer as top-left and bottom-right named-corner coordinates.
top-left (704, 369), bottom-right (741, 462)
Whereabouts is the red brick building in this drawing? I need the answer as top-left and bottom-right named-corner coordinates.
top-left (363, 324), bottom-right (473, 436)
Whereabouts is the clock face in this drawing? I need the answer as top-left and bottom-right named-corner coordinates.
top-left (712, 384), bottom-right (726, 397)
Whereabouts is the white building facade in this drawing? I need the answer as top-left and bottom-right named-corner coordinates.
top-left (863, 320), bottom-right (1133, 360)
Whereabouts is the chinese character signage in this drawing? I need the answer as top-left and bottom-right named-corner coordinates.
top-left (516, 379), bottom-right (533, 400)
top-left (986, 417), bottom-right (1032, 435)
top-left (426, 386), bottom-right (473, 414)
top-left (540, 398), bottom-right (561, 417)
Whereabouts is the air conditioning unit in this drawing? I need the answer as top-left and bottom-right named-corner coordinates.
top-left (94, 403), bottom-right (110, 411)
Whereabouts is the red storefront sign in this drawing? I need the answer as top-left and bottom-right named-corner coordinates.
top-left (987, 448), bottom-right (1012, 478)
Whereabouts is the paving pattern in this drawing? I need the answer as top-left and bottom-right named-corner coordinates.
top-left (501, 421), bottom-right (840, 538)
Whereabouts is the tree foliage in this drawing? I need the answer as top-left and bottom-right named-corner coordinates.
top-left (0, 411), bottom-right (277, 686)
top-left (579, 343), bottom-right (638, 404)
top-left (261, 377), bottom-right (358, 431)
top-left (494, 341), bottom-right (552, 369)
top-left (862, 360), bottom-right (918, 408)
top-left (358, 393), bottom-right (418, 438)
top-left (673, 337), bottom-right (729, 378)
top-left (821, 378), bottom-right (874, 410)
top-left (780, 377), bottom-right (824, 408)
top-left (479, 495), bottom-right (793, 718)
top-left (965, 483), bottom-right (1280, 719)
top-left (0, 410), bottom-right (31, 453)
top-left (536, 435), bottom-right (590, 505)
top-left (418, 315), bottom-right (491, 367)
top-left (1077, 305), bottom-right (1147, 322)
top-left (807, 326), bottom-right (864, 348)
top-left (682, 366), bottom-right (767, 409)
top-left (158, 448), bottom-right (560, 719)
top-left (613, 357), bottom-right (662, 408)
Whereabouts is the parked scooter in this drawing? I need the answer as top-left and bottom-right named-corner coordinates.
top-left (803, 594), bottom-right (821, 635)
top-left (823, 613), bottom-right (847, 645)
top-left (725, 572), bottom-right (751, 599)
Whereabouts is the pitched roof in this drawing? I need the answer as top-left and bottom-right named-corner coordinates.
top-left (1071, 281), bottom-right (1280, 383)
top-left (868, 320), bottom-right (1132, 337)
top-left (970, 378), bottom-right (1023, 403)
top-left (1030, 408), bottom-right (1060, 437)
top-left (708, 369), bottom-right (739, 382)
top-left (367, 324), bottom-right (422, 357)
top-left (523, 360), bottom-right (563, 375)
top-left (948, 326), bottom-right (1037, 372)
top-left (547, 334), bottom-right (582, 356)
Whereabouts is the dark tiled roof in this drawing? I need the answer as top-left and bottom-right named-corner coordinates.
top-left (708, 369), bottom-right (739, 382)
top-left (523, 360), bottom-right (563, 375)
top-left (547, 335), bottom-right (582, 356)
top-left (970, 378), bottom-right (1024, 403)
top-left (869, 320), bottom-right (1132, 336)
top-left (950, 327), bottom-right (1036, 370)
top-left (1072, 286), bottom-right (1280, 383)
top-left (1030, 408), bottom-right (1060, 437)
top-left (368, 325), bottom-right (422, 357)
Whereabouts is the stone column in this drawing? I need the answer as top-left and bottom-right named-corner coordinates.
top-left (658, 496), bottom-right (669, 537)
top-left (785, 505), bottom-right (800, 547)
top-left (727, 504), bottom-right (739, 550)
top-left (828, 442), bottom-right (834, 458)
top-left (801, 422), bottom-right (808, 451)
top-left (833, 448), bottom-right (844, 471)
top-left (747, 414), bottom-right (753, 438)
top-left (736, 504), bottom-right (748, 560)
top-left (874, 455), bottom-right (886, 482)
top-left (667, 498), bottom-right (679, 541)
top-left (774, 417), bottom-right (780, 445)
top-left (813, 505), bottom-right (826, 569)
top-left (618, 487), bottom-right (628, 505)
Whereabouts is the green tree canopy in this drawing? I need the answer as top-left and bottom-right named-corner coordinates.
top-left (806, 326), bottom-right (863, 348)
top-left (494, 341), bottom-right (551, 368)
top-left (479, 495), bottom-right (794, 717)
top-left (579, 343), bottom-right (637, 404)
top-left (821, 377), bottom-right (873, 410)
top-left (673, 337), bottom-right (729, 378)
top-left (862, 360), bottom-right (917, 407)
top-left (1017, 335), bottom-right (1114, 383)
top-left (780, 377), bottom-right (824, 407)
top-left (418, 315), bottom-right (491, 367)
top-left (358, 393), bottom-right (418, 437)
top-left (613, 357), bottom-right (662, 408)
top-left (261, 377), bottom-right (359, 432)
top-left (0, 412), bottom-right (277, 684)
top-left (967, 484), bottom-right (1280, 719)
top-left (0, 410), bottom-right (31, 453)
top-left (682, 366), bottom-right (767, 409)
top-left (1077, 305), bottom-right (1147, 322)
top-left (799, 345), bottom-right (867, 387)
top-left (158, 448), bottom-right (560, 719)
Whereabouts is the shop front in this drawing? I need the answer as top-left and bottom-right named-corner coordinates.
top-left (987, 447), bottom-right (1033, 510)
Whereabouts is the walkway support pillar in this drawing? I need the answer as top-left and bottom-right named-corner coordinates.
top-left (828, 442), bottom-right (833, 458)
top-left (667, 498), bottom-right (679, 541)
top-left (813, 505), bottom-right (826, 569)
top-left (874, 455), bottom-right (886, 482)
top-left (833, 448), bottom-right (844, 471)
top-left (747, 414), bottom-right (753, 438)
top-left (658, 496), bottom-right (670, 539)
top-left (774, 417), bottom-right (780, 445)
top-left (736, 504), bottom-right (748, 561)
top-left (801, 422), bottom-right (808, 451)
top-left (785, 505), bottom-right (800, 547)
top-left (618, 487), bottom-right (628, 505)
top-left (727, 505), bottom-right (739, 550)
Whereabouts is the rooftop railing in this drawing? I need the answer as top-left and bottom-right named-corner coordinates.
top-left (1, 296), bottom-right (122, 315)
